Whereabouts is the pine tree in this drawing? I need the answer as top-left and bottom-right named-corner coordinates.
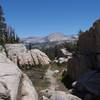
top-left (29, 43), bottom-right (32, 50)
top-left (78, 29), bottom-right (83, 36)
top-left (0, 5), bottom-right (7, 45)
top-left (9, 27), bottom-right (15, 43)
top-left (0, 5), bottom-right (20, 44)
top-left (15, 34), bottom-right (20, 43)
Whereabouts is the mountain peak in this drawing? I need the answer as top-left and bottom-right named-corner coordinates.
top-left (46, 32), bottom-right (67, 42)
top-left (48, 32), bottom-right (65, 37)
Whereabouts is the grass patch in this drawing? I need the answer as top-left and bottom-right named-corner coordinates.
top-left (50, 62), bottom-right (67, 71)
top-left (21, 64), bottom-right (50, 99)
top-left (34, 79), bottom-right (50, 91)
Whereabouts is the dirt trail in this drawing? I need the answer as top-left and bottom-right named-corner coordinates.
top-left (45, 65), bottom-right (66, 91)
top-left (45, 68), bottom-right (57, 90)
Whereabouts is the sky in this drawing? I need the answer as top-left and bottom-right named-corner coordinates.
top-left (0, 0), bottom-right (100, 38)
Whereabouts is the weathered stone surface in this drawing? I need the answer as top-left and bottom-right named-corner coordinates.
top-left (0, 53), bottom-right (22, 100)
top-left (60, 48), bottom-right (72, 57)
top-left (78, 19), bottom-right (100, 54)
top-left (67, 55), bottom-right (91, 80)
top-left (55, 47), bottom-right (72, 59)
top-left (0, 81), bottom-right (10, 100)
top-left (21, 74), bottom-right (38, 100)
top-left (0, 45), bottom-right (6, 56)
top-left (64, 19), bottom-right (100, 99)
top-left (42, 89), bottom-right (81, 100)
top-left (31, 49), bottom-right (50, 65)
top-left (5, 44), bottom-right (51, 67)
top-left (78, 31), bottom-right (95, 54)
top-left (54, 48), bottom-right (72, 64)
top-left (0, 53), bottom-right (38, 100)
top-left (66, 19), bottom-right (100, 80)
top-left (76, 71), bottom-right (100, 96)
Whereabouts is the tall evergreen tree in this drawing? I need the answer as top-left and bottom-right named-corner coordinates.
top-left (15, 34), bottom-right (20, 43)
top-left (0, 5), bottom-right (20, 44)
top-left (0, 5), bottom-right (7, 45)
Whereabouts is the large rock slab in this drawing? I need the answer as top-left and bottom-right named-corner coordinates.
top-left (5, 44), bottom-right (51, 67)
top-left (67, 55), bottom-right (91, 80)
top-left (76, 70), bottom-right (100, 96)
top-left (0, 53), bottom-right (38, 100)
top-left (21, 74), bottom-right (38, 100)
top-left (0, 53), bottom-right (22, 100)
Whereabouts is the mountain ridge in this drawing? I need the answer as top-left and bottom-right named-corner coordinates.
top-left (23, 32), bottom-right (78, 44)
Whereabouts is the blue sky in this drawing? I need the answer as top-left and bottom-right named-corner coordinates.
top-left (0, 0), bottom-right (100, 38)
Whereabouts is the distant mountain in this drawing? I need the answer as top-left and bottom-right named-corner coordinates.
top-left (45, 33), bottom-right (70, 42)
top-left (22, 32), bottom-right (78, 44)
top-left (22, 36), bottom-right (46, 44)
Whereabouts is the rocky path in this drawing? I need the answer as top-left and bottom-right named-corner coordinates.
top-left (45, 66), bottom-right (58, 90)
top-left (41, 65), bottom-right (81, 100)
top-left (45, 65), bottom-right (67, 91)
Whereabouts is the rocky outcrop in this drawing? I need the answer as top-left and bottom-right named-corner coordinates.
top-left (77, 19), bottom-right (100, 70)
top-left (54, 48), bottom-right (72, 64)
top-left (42, 89), bottom-right (81, 100)
top-left (5, 44), bottom-right (51, 67)
top-left (0, 53), bottom-right (38, 100)
top-left (78, 19), bottom-right (100, 54)
top-left (67, 55), bottom-right (91, 80)
top-left (60, 19), bottom-right (100, 100)
top-left (60, 48), bottom-right (72, 57)
top-left (21, 74), bottom-right (38, 100)
top-left (66, 19), bottom-right (100, 81)
top-left (0, 45), bottom-right (6, 56)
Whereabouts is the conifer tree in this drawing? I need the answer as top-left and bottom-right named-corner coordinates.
top-left (0, 5), bottom-right (7, 45)
top-left (15, 34), bottom-right (20, 43)
top-left (0, 5), bottom-right (20, 44)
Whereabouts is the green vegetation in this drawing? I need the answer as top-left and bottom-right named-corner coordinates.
top-left (42, 47), bottom-right (56, 60)
top-left (50, 62), bottom-right (66, 70)
top-left (64, 42), bottom-right (79, 53)
top-left (22, 64), bottom-right (50, 99)
top-left (0, 5), bottom-right (20, 45)
top-left (21, 64), bottom-right (49, 84)
top-left (0, 45), bottom-right (3, 52)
